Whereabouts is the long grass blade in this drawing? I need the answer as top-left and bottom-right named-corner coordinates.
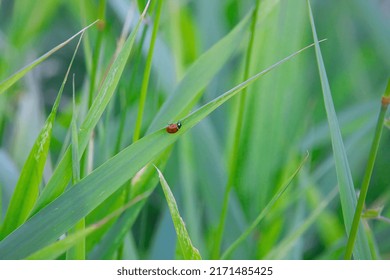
top-left (0, 34), bottom-right (84, 239)
top-left (307, 0), bottom-right (371, 259)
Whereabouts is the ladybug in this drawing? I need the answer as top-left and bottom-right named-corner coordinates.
top-left (166, 121), bottom-right (182, 134)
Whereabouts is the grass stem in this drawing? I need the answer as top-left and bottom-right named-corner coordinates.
top-left (344, 79), bottom-right (390, 259)
top-left (133, 0), bottom-right (162, 142)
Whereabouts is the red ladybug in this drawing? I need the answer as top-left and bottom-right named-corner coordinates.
top-left (166, 121), bottom-right (182, 134)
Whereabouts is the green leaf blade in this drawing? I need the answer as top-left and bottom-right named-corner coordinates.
top-left (0, 33), bottom-right (84, 239)
top-left (0, 128), bottom-right (52, 238)
top-left (155, 166), bottom-right (201, 260)
top-left (307, 0), bottom-right (371, 259)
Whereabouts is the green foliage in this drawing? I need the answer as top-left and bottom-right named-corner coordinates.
top-left (307, 0), bottom-right (371, 259)
top-left (156, 166), bottom-right (202, 260)
top-left (0, 34), bottom-right (84, 238)
top-left (0, 0), bottom-right (388, 260)
top-left (0, 22), bottom-right (96, 95)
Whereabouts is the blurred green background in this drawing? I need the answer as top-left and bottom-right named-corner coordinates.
top-left (0, 0), bottom-right (389, 259)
